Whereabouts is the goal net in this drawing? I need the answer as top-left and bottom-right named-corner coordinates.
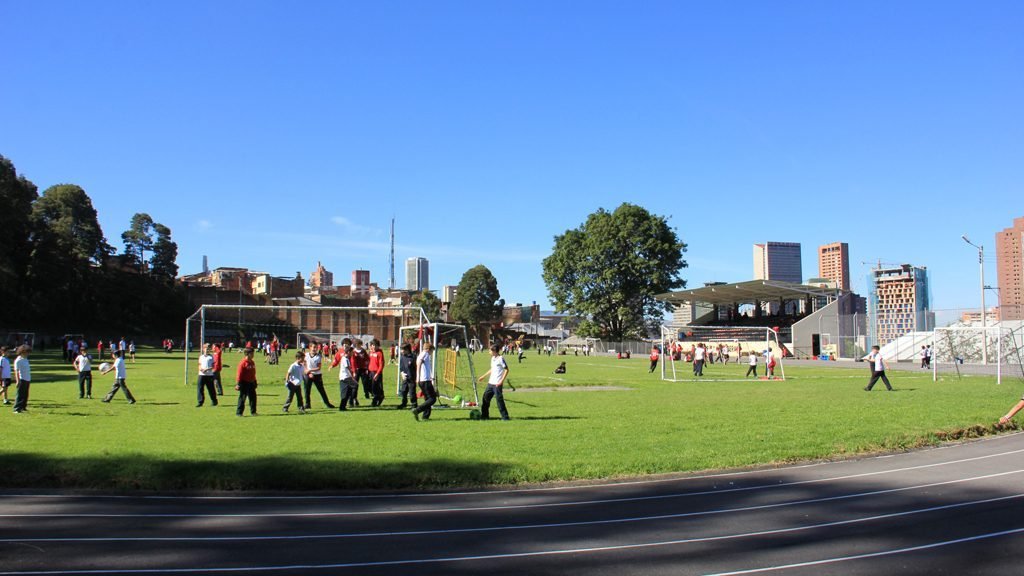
top-left (931, 324), bottom-right (1024, 385)
top-left (398, 322), bottom-right (479, 405)
top-left (660, 325), bottom-right (786, 382)
top-left (183, 305), bottom-right (428, 387)
top-left (1, 332), bottom-right (35, 349)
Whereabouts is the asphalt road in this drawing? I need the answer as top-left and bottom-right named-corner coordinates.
top-left (3, 433), bottom-right (1024, 575)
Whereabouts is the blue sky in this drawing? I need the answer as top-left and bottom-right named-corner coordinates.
top-left (3, 1), bottom-right (1020, 315)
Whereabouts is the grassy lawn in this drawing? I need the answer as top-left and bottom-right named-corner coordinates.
top-left (2, 347), bottom-right (1020, 492)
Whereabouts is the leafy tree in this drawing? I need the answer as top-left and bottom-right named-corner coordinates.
top-left (0, 155), bottom-right (39, 322)
top-left (29, 184), bottom-right (112, 327)
top-left (410, 289), bottom-right (441, 321)
top-left (31, 184), bottom-right (112, 264)
top-left (121, 213), bottom-right (154, 270)
top-left (542, 203), bottom-right (686, 340)
top-left (150, 223), bottom-right (178, 280)
top-left (449, 265), bottom-right (502, 331)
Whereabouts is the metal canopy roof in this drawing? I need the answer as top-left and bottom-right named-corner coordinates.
top-left (656, 280), bottom-right (841, 307)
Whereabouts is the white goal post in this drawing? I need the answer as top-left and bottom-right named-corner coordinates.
top-left (398, 322), bottom-right (480, 405)
top-left (660, 324), bottom-right (786, 382)
top-left (183, 305), bottom-right (429, 387)
top-left (931, 324), bottom-right (1024, 385)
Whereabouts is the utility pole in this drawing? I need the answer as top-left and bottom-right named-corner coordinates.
top-left (962, 235), bottom-right (988, 364)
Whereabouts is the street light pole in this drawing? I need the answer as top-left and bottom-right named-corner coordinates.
top-left (962, 235), bottom-right (987, 364)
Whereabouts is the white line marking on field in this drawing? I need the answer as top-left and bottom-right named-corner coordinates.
top-left (1, 494), bottom-right (1022, 574)
top-left (2, 470), bottom-right (1021, 542)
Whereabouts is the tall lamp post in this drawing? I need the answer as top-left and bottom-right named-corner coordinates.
top-left (962, 235), bottom-right (987, 364)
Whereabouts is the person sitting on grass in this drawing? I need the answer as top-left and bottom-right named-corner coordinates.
top-left (554, 361), bottom-right (567, 374)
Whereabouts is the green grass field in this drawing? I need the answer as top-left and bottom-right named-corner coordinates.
top-left (2, 348), bottom-right (1021, 492)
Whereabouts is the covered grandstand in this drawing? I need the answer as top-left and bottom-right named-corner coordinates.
top-left (656, 280), bottom-right (867, 359)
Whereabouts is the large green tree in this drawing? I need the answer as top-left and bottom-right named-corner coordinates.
top-left (449, 265), bottom-right (503, 332)
top-left (121, 213), bottom-right (154, 270)
top-left (149, 223), bottom-right (179, 280)
top-left (0, 156), bottom-right (39, 322)
top-left (542, 203), bottom-right (686, 340)
top-left (410, 289), bottom-right (441, 322)
top-left (29, 184), bottom-right (112, 327)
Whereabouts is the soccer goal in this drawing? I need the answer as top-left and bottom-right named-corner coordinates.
top-left (931, 324), bottom-right (1024, 385)
top-left (183, 304), bottom-right (429, 387)
top-left (660, 324), bottom-right (786, 382)
top-left (398, 322), bottom-right (479, 405)
top-left (2, 331), bottom-right (35, 348)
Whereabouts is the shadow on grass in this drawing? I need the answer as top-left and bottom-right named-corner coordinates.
top-left (0, 452), bottom-right (521, 492)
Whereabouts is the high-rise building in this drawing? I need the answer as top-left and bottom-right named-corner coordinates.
top-left (441, 285), bottom-right (458, 303)
top-left (867, 264), bottom-right (933, 346)
top-left (405, 257), bottom-right (429, 292)
top-left (996, 217), bottom-right (1024, 321)
top-left (818, 242), bottom-right (850, 292)
top-left (310, 261), bottom-right (333, 288)
top-left (753, 242), bottom-right (803, 283)
top-left (754, 242), bottom-right (802, 314)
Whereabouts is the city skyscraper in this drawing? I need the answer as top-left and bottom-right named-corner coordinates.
top-left (818, 242), bottom-right (850, 292)
top-left (996, 217), bottom-right (1024, 321)
top-left (405, 257), bottom-right (429, 292)
top-left (867, 264), bottom-right (933, 346)
top-left (753, 242), bottom-right (803, 283)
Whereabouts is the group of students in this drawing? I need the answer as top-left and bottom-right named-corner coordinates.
top-left (1, 344), bottom-right (136, 414)
top-left (195, 338), bottom-right (512, 420)
top-left (64, 337), bottom-right (137, 364)
top-left (650, 343), bottom-right (778, 378)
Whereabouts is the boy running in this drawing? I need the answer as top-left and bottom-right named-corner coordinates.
top-left (100, 350), bottom-right (136, 404)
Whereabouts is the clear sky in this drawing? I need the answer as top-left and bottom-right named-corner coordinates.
top-left (3, 1), bottom-right (1021, 317)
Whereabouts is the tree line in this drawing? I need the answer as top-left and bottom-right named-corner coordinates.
top-left (0, 154), bottom-right (190, 338)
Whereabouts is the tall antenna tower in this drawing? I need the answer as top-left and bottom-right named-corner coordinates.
top-left (389, 217), bottom-right (395, 290)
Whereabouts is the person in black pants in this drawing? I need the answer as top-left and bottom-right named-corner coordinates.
top-left (863, 346), bottom-right (894, 391)
top-left (477, 344), bottom-right (510, 420)
top-left (411, 342), bottom-right (436, 421)
top-left (303, 344), bottom-right (334, 410)
top-left (12, 345), bottom-right (32, 414)
top-left (74, 347), bottom-right (94, 399)
top-left (235, 347), bottom-right (259, 416)
top-left (396, 343), bottom-right (418, 409)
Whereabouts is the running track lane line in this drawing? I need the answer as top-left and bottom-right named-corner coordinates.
top-left (3, 469), bottom-right (1021, 542)
top-left (1, 494), bottom-right (1022, 575)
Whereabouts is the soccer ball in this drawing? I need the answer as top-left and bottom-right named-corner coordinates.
top-left (453, 394), bottom-right (463, 404)
top-left (99, 362), bottom-right (111, 373)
